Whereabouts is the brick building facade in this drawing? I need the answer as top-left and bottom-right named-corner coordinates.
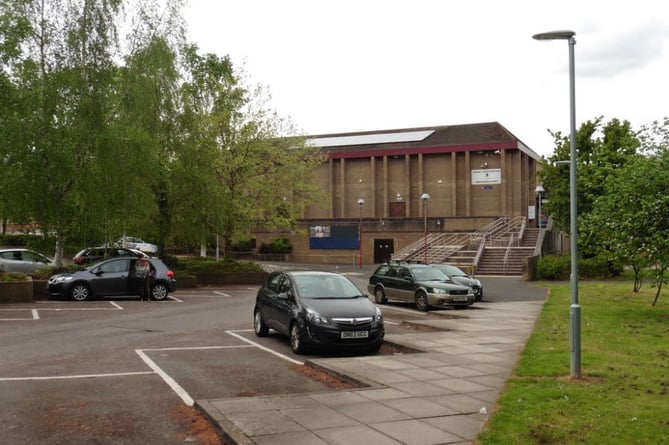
top-left (255, 122), bottom-right (543, 265)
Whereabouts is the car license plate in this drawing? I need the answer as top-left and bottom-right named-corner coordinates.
top-left (341, 330), bottom-right (369, 339)
top-left (453, 296), bottom-right (468, 302)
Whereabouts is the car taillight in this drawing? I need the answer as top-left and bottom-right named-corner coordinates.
top-left (166, 270), bottom-right (175, 279)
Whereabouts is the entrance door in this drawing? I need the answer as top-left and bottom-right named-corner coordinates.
top-left (374, 239), bottom-right (394, 264)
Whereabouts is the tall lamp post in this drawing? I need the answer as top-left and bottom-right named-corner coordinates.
top-left (421, 193), bottom-right (430, 263)
top-left (533, 30), bottom-right (580, 378)
top-left (357, 198), bottom-right (365, 269)
top-left (535, 185), bottom-right (545, 257)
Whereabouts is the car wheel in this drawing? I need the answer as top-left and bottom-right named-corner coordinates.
top-left (150, 283), bottom-right (169, 301)
top-left (415, 291), bottom-right (429, 312)
top-left (476, 291), bottom-right (483, 302)
top-left (374, 286), bottom-right (387, 304)
top-left (254, 309), bottom-right (269, 337)
top-left (290, 322), bottom-right (306, 354)
top-left (70, 283), bottom-right (91, 301)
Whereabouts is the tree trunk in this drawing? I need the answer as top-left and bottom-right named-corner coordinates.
top-left (652, 266), bottom-right (665, 306)
top-left (633, 265), bottom-right (642, 292)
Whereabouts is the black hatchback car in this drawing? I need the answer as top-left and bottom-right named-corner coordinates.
top-left (253, 271), bottom-right (384, 354)
top-left (47, 257), bottom-right (176, 301)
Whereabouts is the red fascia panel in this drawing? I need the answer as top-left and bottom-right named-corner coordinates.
top-left (327, 141), bottom-right (519, 159)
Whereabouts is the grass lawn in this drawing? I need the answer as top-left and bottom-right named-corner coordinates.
top-left (477, 281), bottom-right (669, 445)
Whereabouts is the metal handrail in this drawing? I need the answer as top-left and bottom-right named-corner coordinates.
top-left (502, 233), bottom-right (515, 274)
top-left (472, 234), bottom-right (487, 269)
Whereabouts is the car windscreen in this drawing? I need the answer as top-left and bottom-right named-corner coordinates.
top-left (294, 275), bottom-right (362, 299)
top-left (412, 267), bottom-right (448, 282)
top-left (437, 265), bottom-right (466, 276)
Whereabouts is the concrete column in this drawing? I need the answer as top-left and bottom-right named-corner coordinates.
top-left (450, 152), bottom-right (457, 216)
top-left (404, 154), bottom-right (411, 217)
top-left (465, 151), bottom-right (471, 216)
top-left (383, 156), bottom-right (388, 218)
top-left (370, 156), bottom-right (376, 218)
top-left (340, 158), bottom-right (346, 217)
top-left (328, 158), bottom-right (334, 218)
top-left (501, 149), bottom-right (507, 216)
top-left (419, 153), bottom-right (425, 217)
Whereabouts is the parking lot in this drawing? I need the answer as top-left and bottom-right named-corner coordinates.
top-left (0, 279), bottom-right (468, 445)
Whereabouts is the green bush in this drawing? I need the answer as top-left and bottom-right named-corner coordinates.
top-left (536, 253), bottom-right (621, 280)
top-left (160, 254), bottom-right (181, 271)
top-left (0, 272), bottom-right (29, 282)
top-left (0, 234), bottom-right (26, 246)
top-left (33, 264), bottom-right (81, 280)
top-left (258, 237), bottom-right (292, 254)
top-left (177, 257), bottom-right (264, 274)
top-left (269, 237), bottom-right (292, 254)
top-left (579, 255), bottom-right (621, 279)
top-left (231, 239), bottom-right (254, 252)
top-left (536, 254), bottom-right (570, 280)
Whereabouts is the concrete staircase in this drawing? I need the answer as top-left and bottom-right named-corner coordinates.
top-left (392, 218), bottom-right (540, 276)
top-left (475, 228), bottom-right (539, 276)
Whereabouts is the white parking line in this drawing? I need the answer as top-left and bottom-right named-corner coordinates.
top-left (0, 301), bottom-right (122, 322)
top-left (135, 345), bottom-right (255, 406)
top-left (0, 371), bottom-right (154, 382)
top-left (170, 293), bottom-right (231, 299)
top-left (136, 349), bottom-right (195, 406)
top-left (38, 301), bottom-right (123, 311)
top-left (226, 330), bottom-right (304, 366)
top-left (0, 309), bottom-right (40, 321)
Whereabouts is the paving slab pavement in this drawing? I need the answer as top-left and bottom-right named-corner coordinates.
top-left (197, 273), bottom-right (547, 445)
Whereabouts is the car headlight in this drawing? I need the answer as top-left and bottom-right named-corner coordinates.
top-left (50, 276), bottom-right (73, 284)
top-left (306, 309), bottom-right (330, 326)
top-left (428, 287), bottom-right (447, 294)
top-left (372, 306), bottom-right (383, 327)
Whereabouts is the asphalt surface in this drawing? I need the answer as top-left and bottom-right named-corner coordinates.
top-left (196, 263), bottom-right (548, 445)
top-left (1, 262), bottom-right (547, 444)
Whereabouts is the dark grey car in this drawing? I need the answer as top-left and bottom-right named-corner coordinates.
top-left (430, 264), bottom-right (483, 301)
top-left (253, 271), bottom-right (384, 354)
top-left (47, 257), bottom-right (176, 301)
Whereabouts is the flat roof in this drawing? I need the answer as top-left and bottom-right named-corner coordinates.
top-left (307, 130), bottom-right (435, 148)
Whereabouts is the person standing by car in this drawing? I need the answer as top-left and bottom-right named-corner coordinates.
top-left (134, 257), bottom-right (154, 301)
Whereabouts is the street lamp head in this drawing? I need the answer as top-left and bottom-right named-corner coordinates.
top-left (420, 193), bottom-right (430, 201)
top-left (535, 185), bottom-right (545, 194)
top-left (533, 30), bottom-right (575, 41)
top-left (357, 198), bottom-right (365, 206)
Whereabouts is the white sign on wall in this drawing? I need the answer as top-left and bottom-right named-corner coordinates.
top-left (471, 168), bottom-right (501, 185)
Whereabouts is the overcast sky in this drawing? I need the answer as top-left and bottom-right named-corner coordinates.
top-left (183, 0), bottom-right (669, 157)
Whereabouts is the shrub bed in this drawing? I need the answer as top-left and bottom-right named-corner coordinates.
top-left (0, 273), bottom-right (33, 303)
